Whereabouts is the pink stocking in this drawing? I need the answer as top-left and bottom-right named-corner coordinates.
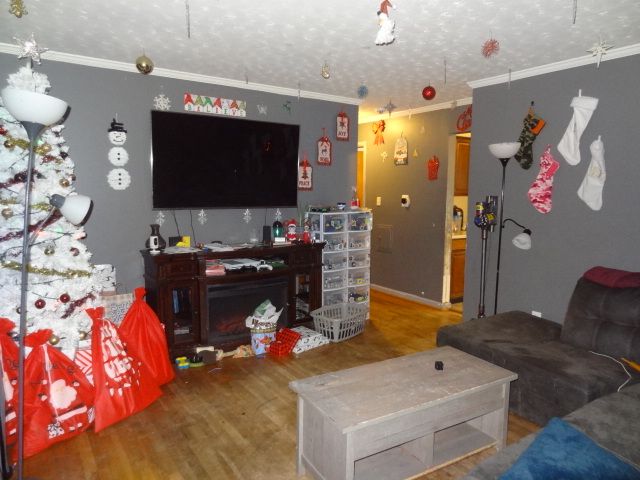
top-left (528, 145), bottom-right (559, 214)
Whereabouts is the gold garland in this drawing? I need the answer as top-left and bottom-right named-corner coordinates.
top-left (3, 133), bottom-right (52, 155)
top-left (2, 260), bottom-right (92, 278)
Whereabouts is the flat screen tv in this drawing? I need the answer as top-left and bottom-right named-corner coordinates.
top-left (151, 111), bottom-right (300, 209)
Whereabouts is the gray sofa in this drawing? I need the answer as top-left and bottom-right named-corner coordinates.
top-left (437, 267), bottom-right (640, 425)
top-left (464, 382), bottom-right (640, 479)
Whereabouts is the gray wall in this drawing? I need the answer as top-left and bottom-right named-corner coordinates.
top-left (358, 106), bottom-right (468, 302)
top-left (0, 53), bottom-right (358, 292)
top-left (465, 54), bottom-right (640, 322)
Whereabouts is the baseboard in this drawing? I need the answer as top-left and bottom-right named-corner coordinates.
top-left (371, 284), bottom-right (451, 310)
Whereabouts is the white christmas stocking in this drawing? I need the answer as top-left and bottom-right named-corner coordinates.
top-left (528, 145), bottom-right (559, 214)
top-left (577, 136), bottom-right (606, 211)
top-left (557, 95), bottom-right (599, 165)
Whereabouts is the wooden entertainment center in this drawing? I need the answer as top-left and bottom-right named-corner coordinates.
top-left (141, 243), bottom-right (324, 356)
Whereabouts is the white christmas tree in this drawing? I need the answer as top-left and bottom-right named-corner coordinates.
top-left (0, 63), bottom-right (104, 358)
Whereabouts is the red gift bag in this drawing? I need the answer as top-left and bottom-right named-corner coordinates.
top-left (87, 307), bottom-right (162, 432)
top-left (118, 288), bottom-right (174, 385)
top-left (23, 330), bottom-right (95, 458)
top-left (0, 318), bottom-right (18, 450)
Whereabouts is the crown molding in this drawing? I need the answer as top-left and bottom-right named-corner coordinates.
top-left (468, 43), bottom-right (640, 89)
top-left (358, 97), bottom-right (472, 124)
top-left (0, 43), bottom-right (361, 106)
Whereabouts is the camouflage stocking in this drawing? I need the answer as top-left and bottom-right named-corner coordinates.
top-left (514, 111), bottom-right (546, 169)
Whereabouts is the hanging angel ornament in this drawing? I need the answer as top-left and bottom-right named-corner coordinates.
top-left (375, 0), bottom-right (396, 45)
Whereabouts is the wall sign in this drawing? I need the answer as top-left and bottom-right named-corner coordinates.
top-left (298, 153), bottom-right (313, 190)
top-left (317, 129), bottom-right (332, 165)
top-left (336, 111), bottom-right (350, 141)
top-left (183, 93), bottom-right (247, 117)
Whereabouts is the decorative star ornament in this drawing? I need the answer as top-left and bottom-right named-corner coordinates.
top-left (14, 34), bottom-right (48, 64)
top-left (587, 38), bottom-right (613, 68)
top-left (384, 100), bottom-right (396, 116)
top-left (243, 209), bottom-right (252, 224)
top-left (275, 208), bottom-right (283, 222)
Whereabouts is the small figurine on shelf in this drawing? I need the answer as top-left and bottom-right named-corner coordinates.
top-left (285, 219), bottom-right (297, 242)
top-left (302, 220), bottom-right (312, 244)
top-left (350, 186), bottom-right (360, 209)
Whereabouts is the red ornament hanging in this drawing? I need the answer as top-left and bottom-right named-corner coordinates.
top-left (427, 155), bottom-right (440, 180)
top-left (481, 38), bottom-right (500, 58)
top-left (422, 85), bottom-right (436, 101)
top-left (35, 299), bottom-right (46, 309)
top-left (372, 120), bottom-right (386, 145)
top-left (60, 293), bottom-right (71, 303)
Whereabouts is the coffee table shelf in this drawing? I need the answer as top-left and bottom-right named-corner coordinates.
top-left (290, 346), bottom-right (517, 480)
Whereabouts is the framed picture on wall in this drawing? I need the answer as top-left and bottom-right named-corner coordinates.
top-left (336, 111), bottom-right (349, 141)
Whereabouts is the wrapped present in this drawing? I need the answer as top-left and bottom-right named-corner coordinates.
top-left (291, 326), bottom-right (329, 354)
top-left (74, 346), bottom-right (94, 385)
top-left (99, 292), bottom-right (134, 326)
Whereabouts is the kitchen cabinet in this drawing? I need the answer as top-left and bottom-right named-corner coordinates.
top-left (454, 136), bottom-right (470, 196)
top-left (450, 237), bottom-right (466, 302)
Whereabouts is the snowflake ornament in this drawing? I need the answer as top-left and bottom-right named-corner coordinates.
top-left (14, 34), bottom-right (48, 64)
top-left (198, 209), bottom-right (207, 225)
top-left (257, 104), bottom-right (268, 115)
top-left (587, 38), bottom-right (613, 68)
top-left (243, 209), bottom-right (252, 224)
top-left (274, 208), bottom-right (283, 222)
top-left (155, 210), bottom-right (166, 226)
top-left (153, 94), bottom-right (171, 111)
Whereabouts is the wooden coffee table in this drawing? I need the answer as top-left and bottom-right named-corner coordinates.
top-left (289, 346), bottom-right (517, 480)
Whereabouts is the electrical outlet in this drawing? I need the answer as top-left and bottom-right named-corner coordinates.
top-left (532, 310), bottom-right (542, 318)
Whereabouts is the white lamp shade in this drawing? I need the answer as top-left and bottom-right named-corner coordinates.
top-left (512, 232), bottom-right (532, 250)
top-left (489, 142), bottom-right (521, 159)
top-left (1, 87), bottom-right (68, 126)
top-left (51, 194), bottom-right (92, 225)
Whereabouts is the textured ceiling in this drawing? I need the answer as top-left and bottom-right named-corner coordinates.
top-left (1, 0), bottom-right (639, 119)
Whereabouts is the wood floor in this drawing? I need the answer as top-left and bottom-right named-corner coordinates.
top-left (25, 291), bottom-right (539, 479)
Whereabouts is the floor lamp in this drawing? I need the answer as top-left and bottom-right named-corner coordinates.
top-left (1, 87), bottom-right (91, 480)
top-left (487, 142), bottom-right (520, 315)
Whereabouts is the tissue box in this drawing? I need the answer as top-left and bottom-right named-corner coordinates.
top-left (291, 326), bottom-right (329, 354)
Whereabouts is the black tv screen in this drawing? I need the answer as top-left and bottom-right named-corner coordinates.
top-left (151, 111), bottom-right (300, 209)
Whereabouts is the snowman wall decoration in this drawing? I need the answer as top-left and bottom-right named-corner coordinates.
top-left (107, 118), bottom-right (131, 190)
